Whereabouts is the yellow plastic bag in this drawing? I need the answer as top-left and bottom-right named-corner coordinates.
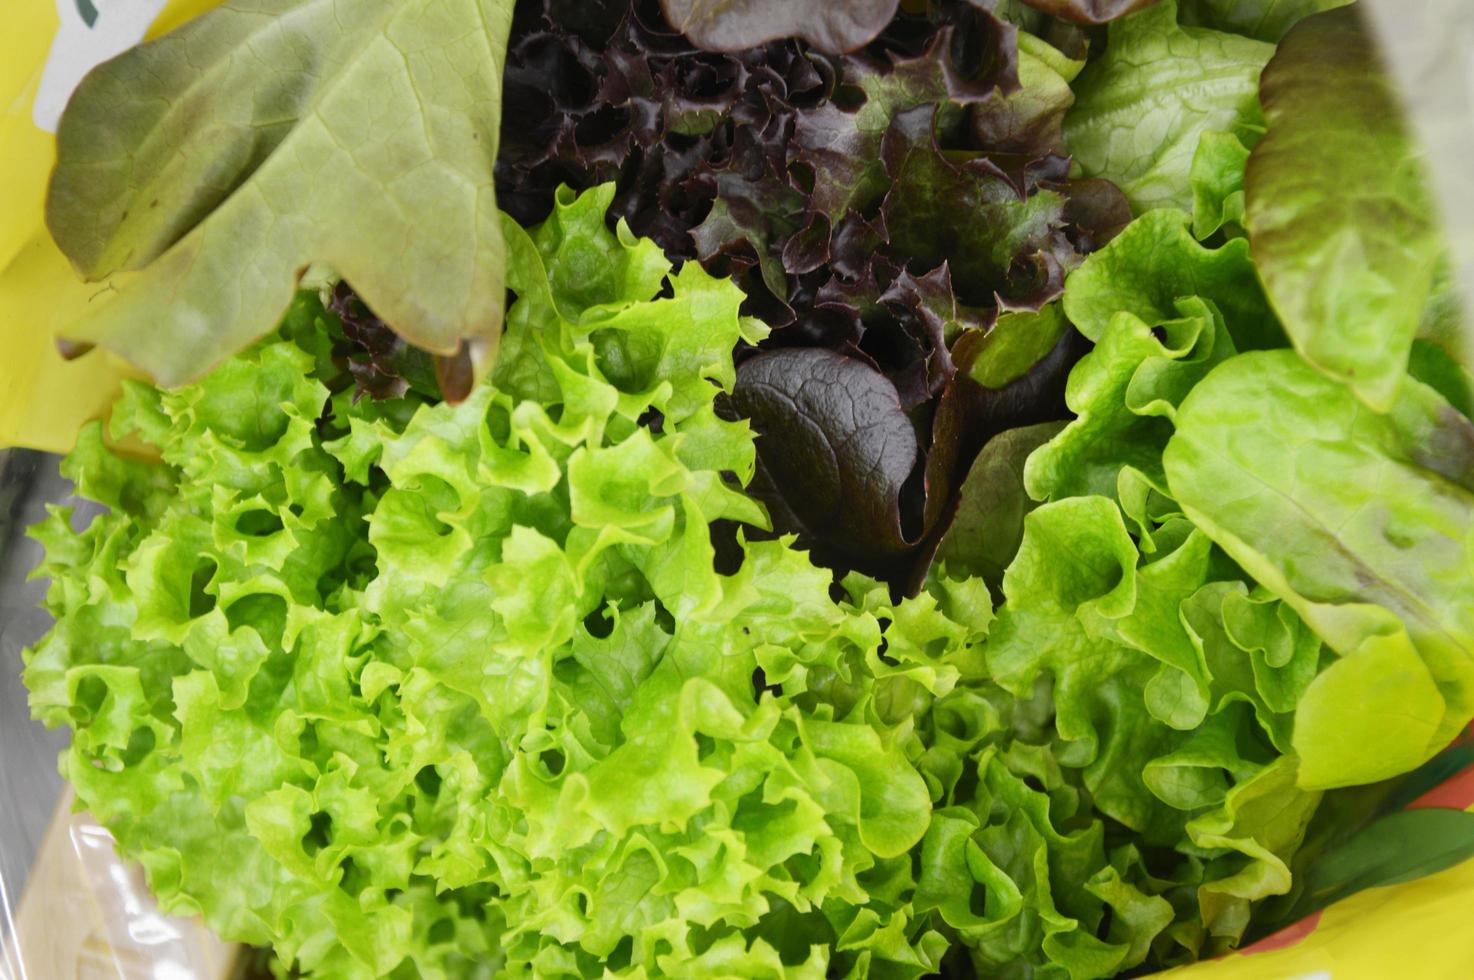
top-left (1162, 767), bottom-right (1474, 979)
top-left (0, 0), bottom-right (216, 453)
top-left (2, 3), bottom-right (1474, 977)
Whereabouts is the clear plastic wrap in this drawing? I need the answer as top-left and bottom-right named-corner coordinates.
top-left (1, 451), bottom-right (241, 979)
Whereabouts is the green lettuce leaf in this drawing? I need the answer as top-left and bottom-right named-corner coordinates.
top-left (935, 421), bottom-right (1066, 594)
top-left (1026, 295), bottom-right (1236, 505)
top-left (1064, 0), bottom-right (1273, 214)
top-left (47, 0), bottom-right (515, 387)
top-left (1191, 131), bottom-right (1252, 240)
top-left (983, 494), bottom-right (1326, 957)
top-left (1180, 0), bottom-right (1354, 41)
top-left (1165, 350), bottom-right (1474, 788)
top-left (1244, 6), bottom-right (1442, 411)
top-left (1061, 208), bottom-right (1280, 351)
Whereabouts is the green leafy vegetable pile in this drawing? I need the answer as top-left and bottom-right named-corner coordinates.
top-left (22, 1), bottom-right (1474, 979)
top-left (42, 0), bottom-right (1136, 587)
top-left (28, 187), bottom-right (973, 978)
top-left (10, 188), bottom-right (1259, 976)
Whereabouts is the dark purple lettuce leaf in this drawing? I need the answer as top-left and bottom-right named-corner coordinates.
top-left (495, 1), bottom-right (1099, 330)
top-left (879, 104), bottom-right (1069, 308)
top-left (929, 316), bottom-right (1084, 478)
top-left (660, 0), bottom-right (900, 55)
top-left (792, 12), bottom-right (1020, 223)
top-left (731, 348), bottom-right (923, 565)
top-left (915, 325), bottom-right (1088, 558)
top-left (731, 315), bottom-right (1088, 588)
top-left (327, 283), bottom-right (443, 402)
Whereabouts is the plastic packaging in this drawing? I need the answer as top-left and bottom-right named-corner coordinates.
top-left (2, 791), bottom-right (238, 980)
top-left (0, 449), bottom-right (242, 979)
top-left (2, 2), bottom-right (1473, 978)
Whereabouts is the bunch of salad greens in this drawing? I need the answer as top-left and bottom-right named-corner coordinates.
top-left (21, 0), bottom-right (1474, 978)
top-left (495, 0), bottom-right (1133, 585)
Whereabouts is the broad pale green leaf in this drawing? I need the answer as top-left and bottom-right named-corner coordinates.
top-left (1294, 629), bottom-right (1447, 788)
top-left (47, 0), bottom-right (516, 386)
top-left (1165, 350), bottom-right (1474, 787)
top-left (1064, 0), bottom-right (1273, 214)
top-left (1244, 7), bottom-right (1442, 411)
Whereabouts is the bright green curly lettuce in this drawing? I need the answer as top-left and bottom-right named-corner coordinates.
top-left (29, 185), bottom-right (953, 978)
top-left (20, 186), bottom-right (1063, 978)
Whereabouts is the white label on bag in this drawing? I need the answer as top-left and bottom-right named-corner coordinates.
top-left (33, 0), bottom-right (169, 133)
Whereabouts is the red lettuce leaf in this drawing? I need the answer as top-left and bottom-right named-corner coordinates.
top-left (731, 348), bottom-right (923, 564)
top-left (327, 286), bottom-right (434, 399)
top-left (660, 0), bottom-right (901, 55)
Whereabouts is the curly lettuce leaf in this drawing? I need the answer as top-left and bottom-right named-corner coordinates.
top-left (28, 187), bottom-right (1015, 979)
top-left (33, 183), bottom-right (1383, 980)
top-left (1061, 208), bottom-right (1280, 351)
top-left (1026, 295), bottom-right (1236, 505)
top-left (1244, 7), bottom-right (1442, 411)
top-left (1064, 0), bottom-right (1273, 214)
top-left (983, 495), bottom-right (1325, 953)
top-left (47, 0), bottom-right (515, 386)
